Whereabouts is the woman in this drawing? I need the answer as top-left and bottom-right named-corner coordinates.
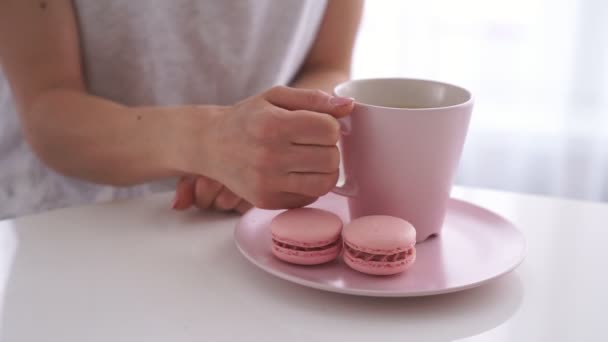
top-left (0, 0), bottom-right (363, 219)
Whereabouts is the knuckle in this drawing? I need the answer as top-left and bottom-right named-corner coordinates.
top-left (271, 85), bottom-right (288, 92)
top-left (267, 85), bottom-right (288, 97)
top-left (195, 194), bottom-right (212, 209)
top-left (330, 171), bottom-right (340, 185)
top-left (306, 89), bottom-right (328, 106)
top-left (215, 193), bottom-right (230, 209)
top-left (318, 173), bottom-right (338, 194)
top-left (327, 147), bottom-right (340, 170)
top-left (292, 175), bottom-right (331, 197)
top-left (249, 111), bottom-right (282, 141)
top-left (327, 119), bottom-right (341, 144)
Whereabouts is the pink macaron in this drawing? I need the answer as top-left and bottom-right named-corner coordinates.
top-left (342, 215), bottom-right (416, 276)
top-left (270, 208), bottom-right (343, 265)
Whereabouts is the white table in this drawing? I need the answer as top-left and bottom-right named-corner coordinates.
top-left (1, 187), bottom-right (606, 341)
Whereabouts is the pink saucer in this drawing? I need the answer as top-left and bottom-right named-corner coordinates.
top-left (234, 194), bottom-right (526, 297)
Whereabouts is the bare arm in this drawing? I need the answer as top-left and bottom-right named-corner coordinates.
top-left (0, 0), bottom-right (217, 186)
top-left (1, 0), bottom-right (357, 210)
top-left (292, 0), bottom-right (363, 93)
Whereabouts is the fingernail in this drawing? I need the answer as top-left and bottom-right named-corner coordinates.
top-left (330, 96), bottom-right (354, 106)
top-left (171, 195), bottom-right (179, 209)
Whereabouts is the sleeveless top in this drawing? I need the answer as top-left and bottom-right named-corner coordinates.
top-left (0, 0), bottom-right (327, 219)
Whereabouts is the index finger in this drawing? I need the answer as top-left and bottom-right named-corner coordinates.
top-left (265, 86), bottom-right (354, 118)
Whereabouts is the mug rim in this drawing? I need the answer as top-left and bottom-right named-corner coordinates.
top-left (334, 77), bottom-right (474, 111)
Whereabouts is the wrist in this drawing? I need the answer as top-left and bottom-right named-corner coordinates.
top-left (165, 104), bottom-right (228, 179)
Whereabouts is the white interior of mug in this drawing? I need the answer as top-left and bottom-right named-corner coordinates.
top-left (334, 78), bottom-right (472, 109)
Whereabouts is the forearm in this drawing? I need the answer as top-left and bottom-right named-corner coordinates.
top-left (291, 66), bottom-right (351, 94)
top-left (23, 88), bottom-right (222, 186)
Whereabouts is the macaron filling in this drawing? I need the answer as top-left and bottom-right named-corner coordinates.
top-left (344, 242), bottom-right (414, 262)
top-left (273, 238), bottom-right (341, 252)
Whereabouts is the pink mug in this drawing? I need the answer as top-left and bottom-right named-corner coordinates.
top-left (333, 78), bottom-right (473, 242)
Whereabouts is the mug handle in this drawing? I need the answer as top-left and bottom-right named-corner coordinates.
top-left (331, 116), bottom-right (358, 197)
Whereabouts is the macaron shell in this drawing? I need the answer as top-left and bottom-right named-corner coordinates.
top-left (272, 242), bottom-right (341, 265)
top-left (270, 208), bottom-right (343, 248)
top-left (342, 215), bottom-right (416, 254)
top-left (344, 247), bottom-right (416, 276)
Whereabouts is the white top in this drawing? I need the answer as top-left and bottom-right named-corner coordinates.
top-left (0, 0), bottom-right (327, 219)
top-left (1, 186), bottom-right (607, 341)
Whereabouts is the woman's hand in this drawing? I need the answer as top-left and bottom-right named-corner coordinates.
top-left (182, 86), bottom-right (353, 211)
top-left (172, 175), bottom-right (253, 214)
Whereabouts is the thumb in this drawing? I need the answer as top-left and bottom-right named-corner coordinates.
top-left (264, 86), bottom-right (354, 118)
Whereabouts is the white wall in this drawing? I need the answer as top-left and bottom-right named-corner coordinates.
top-left (352, 0), bottom-right (608, 201)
